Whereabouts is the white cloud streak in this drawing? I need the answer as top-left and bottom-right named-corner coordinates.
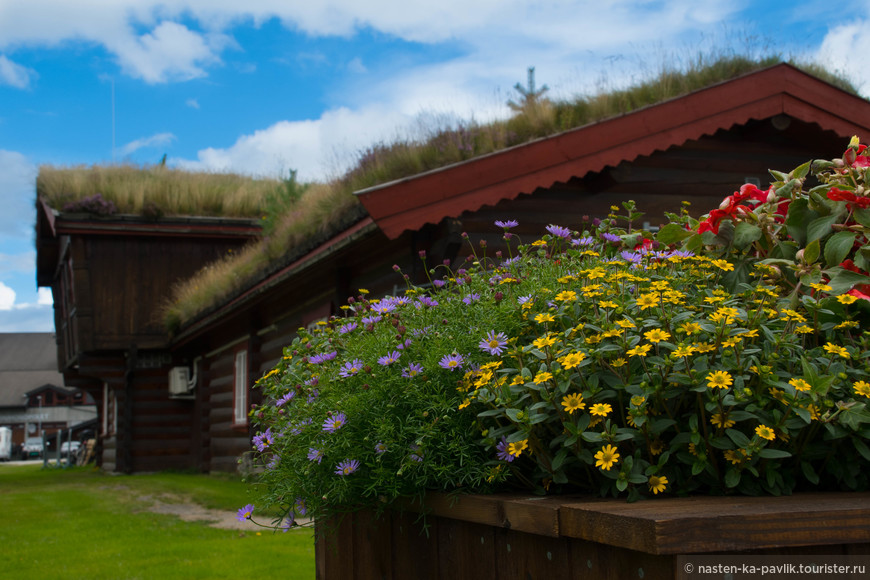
top-left (0, 54), bottom-right (36, 88)
top-left (119, 132), bottom-right (177, 156)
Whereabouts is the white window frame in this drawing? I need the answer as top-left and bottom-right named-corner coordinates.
top-left (233, 349), bottom-right (248, 425)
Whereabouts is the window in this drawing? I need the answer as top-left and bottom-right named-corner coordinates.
top-left (233, 349), bottom-right (248, 425)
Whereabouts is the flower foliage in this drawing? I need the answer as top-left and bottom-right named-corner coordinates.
top-left (248, 141), bottom-right (870, 524)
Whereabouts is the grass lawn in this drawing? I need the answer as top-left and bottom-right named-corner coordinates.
top-left (0, 463), bottom-right (314, 579)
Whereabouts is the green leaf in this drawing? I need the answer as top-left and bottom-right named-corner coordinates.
top-left (784, 198), bottom-right (813, 246)
top-left (656, 223), bottom-right (693, 245)
top-left (806, 214), bottom-right (840, 243)
top-left (758, 448), bottom-right (791, 459)
top-left (825, 266), bottom-right (870, 294)
top-left (803, 238), bottom-right (820, 265)
top-left (824, 231), bottom-right (858, 269)
top-left (724, 468), bottom-right (741, 488)
top-left (725, 428), bottom-right (750, 448)
top-left (791, 161), bottom-right (811, 180)
top-left (801, 461), bottom-right (820, 485)
top-left (853, 208), bottom-right (870, 228)
top-left (732, 222), bottom-right (762, 249)
top-left (853, 437), bottom-right (870, 461)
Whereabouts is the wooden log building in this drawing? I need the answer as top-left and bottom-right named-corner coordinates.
top-left (35, 63), bottom-right (870, 474)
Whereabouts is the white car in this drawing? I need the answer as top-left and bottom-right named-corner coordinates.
top-left (60, 441), bottom-right (81, 458)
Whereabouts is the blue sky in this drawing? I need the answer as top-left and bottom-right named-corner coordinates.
top-left (2, 0), bottom-right (869, 332)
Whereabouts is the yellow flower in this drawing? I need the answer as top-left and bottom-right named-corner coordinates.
top-left (643, 328), bottom-right (671, 343)
top-left (647, 474), bottom-right (668, 494)
top-left (610, 357), bottom-right (627, 368)
top-left (555, 290), bottom-right (577, 302)
top-left (458, 399), bottom-right (471, 410)
top-left (534, 313), bottom-right (555, 324)
top-left (678, 321), bottom-right (702, 335)
top-left (510, 375), bottom-right (525, 386)
top-left (836, 320), bottom-right (860, 329)
top-left (823, 343), bottom-right (850, 358)
top-left (724, 449), bottom-right (750, 464)
top-left (532, 334), bottom-right (558, 349)
top-left (704, 296), bottom-right (725, 304)
top-left (809, 283), bottom-right (832, 292)
top-left (531, 239), bottom-right (547, 247)
top-left (616, 319), bottom-right (636, 329)
top-left (599, 300), bottom-right (618, 309)
top-left (358, 288), bottom-right (370, 295)
top-left (594, 444), bottom-right (620, 470)
top-left (789, 378), bottom-right (811, 392)
top-left (508, 439), bottom-right (528, 457)
top-left (590, 403), bottom-right (612, 417)
top-left (721, 336), bottom-right (743, 349)
top-left (710, 413), bottom-right (735, 428)
top-left (649, 439), bottom-right (665, 456)
top-left (557, 275), bottom-right (576, 284)
top-left (559, 351), bottom-right (586, 369)
top-left (805, 404), bottom-right (821, 421)
top-left (533, 371), bottom-right (553, 385)
top-left (626, 344), bottom-right (652, 358)
top-left (794, 325), bottom-right (814, 334)
top-left (854, 380), bottom-right (870, 397)
top-left (837, 294), bottom-right (859, 305)
top-left (755, 424), bottom-right (776, 441)
top-left (779, 309), bottom-right (806, 323)
top-left (585, 334), bottom-right (603, 345)
top-left (561, 393), bottom-right (585, 414)
top-left (706, 370), bottom-right (733, 389)
top-left (630, 395), bottom-right (645, 406)
top-left (712, 259), bottom-right (734, 271)
top-left (601, 328), bottom-right (621, 338)
top-left (693, 342), bottom-right (717, 354)
top-left (636, 293), bottom-right (660, 310)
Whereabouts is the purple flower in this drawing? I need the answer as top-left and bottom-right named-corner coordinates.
top-left (236, 504), bottom-right (255, 522)
top-left (378, 351), bottom-right (402, 366)
top-left (275, 391), bottom-right (295, 407)
top-left (571, 236), bottom-right (594, 247)
top-left (402, 362), bottom-right (424, 378)
top-left (411, 326), bottom-right (431, 337)
top-left (372, 302), bottom-right (396, 315)
top-left (396, 338), bottom-right (413, 350)
top-left (546, 224), bottom-right (572, 239)
top-left (338, 322), bottom-right (358, 335)
top-left (307, 389), bottom-right (320, 403)
top-left (433, 279), bottom-right (447, 288)
top-left (306, 376), bottom-right (319, 386)
top-left (495, 219), bottom-right (519, 229)
top-left (307, 448), bottom-right (323, 463)
top-left (517, 294), bottom-right (533, 306)
top-left (501, 256), bottom-right (521, 267)
top-left (361, 315), bottom-right (382, 325)
top-left (620, 250), bottom-right (643, 264)
top-left (374, 442), bottom-right (387, 454)
top-left (496, 437), bottom-right (515, 462)
top-left (463, 293), bottom-right (481, 305)
top-left (309, 351), bottom-right (337, 365)
top-left (335, 459), bottom-right (360, 476)
top-left (439, 353), bottom-right (464, 371)
top-left (323, 413), bottom-right (347, 432)
top-left (295, 498), bottom-right (307, 516)
top-left (339, 359), bottom-right (364, 377)
top-left (418, 296), bottom-right (439, 307)
top-left (479, 331), bottom-right (509, 356)
top-left (252, 428), bottom-right (274, 452)
top-left (282, 513), bottom-right (295, 532)
top-left (601, 232), bottom-right (622, 243)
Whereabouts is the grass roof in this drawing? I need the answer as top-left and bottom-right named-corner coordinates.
top-left (155, 55), bottom-right (858, 333)
top-left (38, 163), bottom-right (281, 218)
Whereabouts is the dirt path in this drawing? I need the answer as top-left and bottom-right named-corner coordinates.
top-left (137, 492), bottom-right (311, 532)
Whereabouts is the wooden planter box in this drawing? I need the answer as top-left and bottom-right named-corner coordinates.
top-left (315, 492), bottom-right (870, 579)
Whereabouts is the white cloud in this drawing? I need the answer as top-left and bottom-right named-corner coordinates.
top-left (175, 105), bottom-right (412, 181)
top-left (0, 54), bottom-right (36, 88)
top-left (119, 132), bottom-right (177, 156)
top-left (0, 252), bottom-right (35, 276)
top-left (817, 20), bottom-right (870, 96)
top-left (346, 57), bottom-right (366, 74)
top-left (0, 304), bottom-right (54, 332)
top-left (0, 150), bottom-right (37, 240)
top-left (186, 98), bottom-right (200, 109)
top-left (37, 288), bottom-right (53, 306)
top-left (0, 282), bottom-right (15, 310)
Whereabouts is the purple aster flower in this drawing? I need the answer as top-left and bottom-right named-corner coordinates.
top-left (252, 428), bottom-right (274, 452)
top-left (501, 256), bottom-right (521, 268)
top-left (397, 338), bottom-right (413, 350)
top-left (571, 236), bottom-right (595, 246)
top-left (282, 513), bottom-right (295, 532)
top-left (294, 498), bottom-right (307, 516)
top-left (517, 294), bottom-right (533, 306)
top-left (372, 302), bottom-right (396, 315)
top-left (323, 413), bottom-right (347, 432)
top-left (307, 389), bottom-right (320, 403)
top-left (402, 362), bottom-right (424, 378)
top-left (236, 504), bottom-right (255, 522)
top-left (433, 279), bottom-right (447, 288)
top-left (275, 391), bottom-right (295, 407)
top-left (309, 351), bottom-right (337, 365)
top-left (306, 376), bottom-right (319, 386)
top-left (418, 296), bottom-right (439, 307)
top-left (620, 250), bottom-right (643, 264)
top-left (411, 326), bottom-right (431, 337)
top-left (409, 444), bottom-right (423, 462)
top-left (307, 448), bottom-right (323, 463)
top-left (374, 442), bottom-right (387, 454)
top-left (495, 219), bottom-right (519, 229)
top-left (496, 437), bottom-right (515, 462)
top-left (378, 351), bottom-right (402, 366)
top-left (479, 331), bottom-right (509, 356)
top-left (338, 322), bottom-right (358, 335)
top-left (339, 359), bottom-right (364, 377)
top-left (361, 315), bottom-right (382, 325)
top-left (439, 353), bottom-right (464, 371)
top-left (601, 232), bottom-right (622, 243)
top-left (462, 293), bottom-right (481, 305)
top-left (335, 459), bottom-right (360, 476)
top-left (666, 249), bottom-right (695, 258)
top-left (266, 455), bottom-right (279, 470)
top-left (546, 224), bottom-right (572, 239)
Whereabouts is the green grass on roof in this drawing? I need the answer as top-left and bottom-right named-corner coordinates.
top-left (37, 163), bottom-right (281, 218)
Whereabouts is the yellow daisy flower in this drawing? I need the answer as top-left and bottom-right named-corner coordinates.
top-left (590, 403), bottom-right (612, 417)
top-left (837, 294), bottom-right (859, 305)
top-left (561, 393), bottom-right (585, 414)
top-left (789, 378), bottom-right (811, 392)
top-left (755, 424), bottom-right (776, 441)
top-left (823, 343), bottom-right (849, 358)
top-left (647, 474), bottom-right (668, 494)
top-left (854, 380), bottom-right (870, 397)
top-left (706, 370), bottom-right (733, 389)
top-left (534, 313), bottom-right (555, 324)
top-left (626, 344), bottom-right (652, 358)
top-left (710, 413), bottom-right (735, 428)
top-left (508, 439), bottom-right (528, 457)
top-left (559, 351), bottom-right (586, 369)
top-left (643, 328), bottom-right (671, 343)
top-left (533, 371), bottom-right (553, 385)
top-left (594, 444), bottom-right (620, 471)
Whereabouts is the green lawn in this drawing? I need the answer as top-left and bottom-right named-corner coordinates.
top-left (0, 464), bottom-right (314, 580)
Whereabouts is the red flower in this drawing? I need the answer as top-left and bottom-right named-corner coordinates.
top-left (827, 187), bottom-right (870, 209)
top-left (847, 288), bottom-right (870, 302)
top-left (844, 144), bottom-right (870, 168)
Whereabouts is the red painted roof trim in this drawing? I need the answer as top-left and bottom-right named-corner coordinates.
top-left (356, 64), bottom-right (870, 239)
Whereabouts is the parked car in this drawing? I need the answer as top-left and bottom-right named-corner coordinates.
top-left (22, 437), bottom-right (44, 459)
top-left (60, 441), bottom-right (81, 458)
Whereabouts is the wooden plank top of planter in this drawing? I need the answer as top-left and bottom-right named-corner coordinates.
top-left (411, 492), bottom-right (870, 555)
